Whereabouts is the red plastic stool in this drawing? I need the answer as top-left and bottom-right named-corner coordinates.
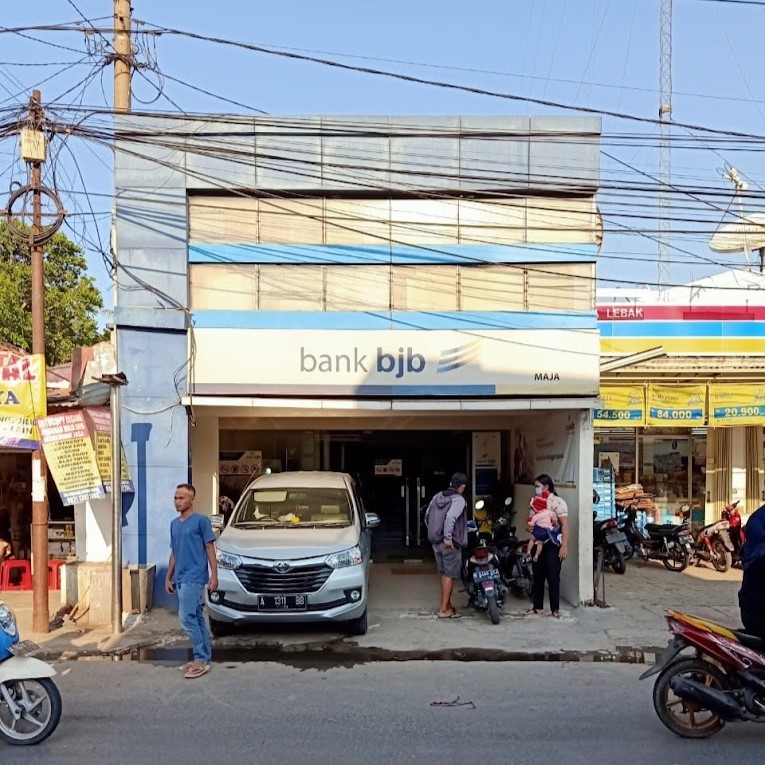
top-left (0, 560), bottom-right (32, 591)
top-left (48, 559), bottom-right (66, 590)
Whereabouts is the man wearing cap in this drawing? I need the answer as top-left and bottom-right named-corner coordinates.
top-left (424, 472), bottom-right (468, 619)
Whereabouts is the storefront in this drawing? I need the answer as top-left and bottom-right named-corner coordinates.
top-left (114, 113), bottom-right (604, 606)
top-left (596, 299), bottom-right (765, 524)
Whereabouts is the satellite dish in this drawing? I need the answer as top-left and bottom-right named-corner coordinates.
top-left (709, 212), bottom-right (765, 253)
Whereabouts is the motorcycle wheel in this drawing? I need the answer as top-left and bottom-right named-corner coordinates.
top-left (662, 543), bottom-right (689, 572)
top-left (487, 593), bottom-right (501, 625)
top-left (0, 677), bottom-right (62, 746)
top-left (610, 549), bottom-right (627, 575)
top-left (712, 542), bottom-right (732, 573)
top-left (652, 658), bottom-right (727, 739)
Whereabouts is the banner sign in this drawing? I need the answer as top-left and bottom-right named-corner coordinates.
top-left (192, 328), bottom-right (600, 397)
top-left (647, 384), bottom-right (707, 427)
top-left (37, 412), bottom-right (106, 505)
top-left (84, 407), bottom-right (134, 494)
top-left (709, 384), bottom-right (765, 427)
top-left (0, 353), bottom-right (47, 450)
top-left (594, 386), bottom-right (646, 427)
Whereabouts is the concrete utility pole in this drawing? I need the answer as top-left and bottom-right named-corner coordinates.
top-left (114, 0), bottom-right (132, 112)
top-left (28, 90), bottom-right (50, 634)
top-left (658, 0), bottom-right (673, 295)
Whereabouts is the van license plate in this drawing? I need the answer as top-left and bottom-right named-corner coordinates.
top-left (257, 595), bottom-right (307, 612)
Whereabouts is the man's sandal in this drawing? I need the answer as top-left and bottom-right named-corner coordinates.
top-left (184, 663), bottom-right (210, 679)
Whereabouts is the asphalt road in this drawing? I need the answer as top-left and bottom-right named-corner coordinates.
top-left (5, 660), bottom-right (764, 764)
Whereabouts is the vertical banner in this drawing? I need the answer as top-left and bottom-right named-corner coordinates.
top-left (0, 353), bottom-right (47, 449)
top-left (709, 384), bottom-right (765, 427)
top-left (647, 384), bottom-right (707, 427)
top-left (594, 386), bottom-right (646, 427)
top-left (37, 411), bottom-right (106, 505)
top-left (83, 407), bottom-right (134, 493)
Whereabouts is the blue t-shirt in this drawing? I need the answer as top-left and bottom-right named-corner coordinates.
top-left (170, 513), bottom-right (216, 584)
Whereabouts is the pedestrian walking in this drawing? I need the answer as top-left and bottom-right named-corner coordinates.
top-left (524, 473), bottom-right (569, 619)
top-left (739, 502), bottom-right (765, 641)
top-left (165, 483), bottom-right (218, 679)
top-left (424, 472), bottom-right (468, 619)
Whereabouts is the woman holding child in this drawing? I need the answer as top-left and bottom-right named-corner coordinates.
top-left (524, 473), bottom-right (569, 619)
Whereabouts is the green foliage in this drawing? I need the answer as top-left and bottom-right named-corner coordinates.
top-left (0, 221), bottom-right (106, 365)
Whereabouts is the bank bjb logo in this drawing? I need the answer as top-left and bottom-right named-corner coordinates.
top-left (300, 339), bottom-right (481, 379)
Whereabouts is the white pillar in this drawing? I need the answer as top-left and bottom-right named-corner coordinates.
top-left (191, 416), bottom-right (219, 517)
top-left (560, 408), bottom-right (594, 606)
top-left (731, 427), bottom-right (746, 506)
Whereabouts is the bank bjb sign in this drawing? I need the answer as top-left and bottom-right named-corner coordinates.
top-left (193, 329), bottom-right (600, 397)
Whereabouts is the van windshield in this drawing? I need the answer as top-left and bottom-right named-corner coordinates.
top-left (231, 487), bottom-right (354, 528)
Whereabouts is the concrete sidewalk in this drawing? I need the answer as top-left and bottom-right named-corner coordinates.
top-left (1, 558), bottom-right (745, 662)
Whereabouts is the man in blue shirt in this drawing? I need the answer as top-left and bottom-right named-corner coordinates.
top-left (165, 483), bottom-right (218, 679)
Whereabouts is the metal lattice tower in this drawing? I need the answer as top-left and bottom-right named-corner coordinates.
top-left (658, 0), bottom-right (673, 292)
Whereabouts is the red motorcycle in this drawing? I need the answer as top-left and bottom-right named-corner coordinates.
top-left (640, 610), bottom-right (765, 738)
top-left (722, 501), bottom-right (746, 567)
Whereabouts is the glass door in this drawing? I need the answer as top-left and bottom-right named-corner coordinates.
top-left (640, 435), bottom-right (690, 521)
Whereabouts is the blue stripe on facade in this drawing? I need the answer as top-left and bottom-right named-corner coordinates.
top-left (192, 310), bottom-right (599, 331)
top-left (188, 243), bottom-right (598, 265)
top-left (598, 321), bottom-right (765, 338)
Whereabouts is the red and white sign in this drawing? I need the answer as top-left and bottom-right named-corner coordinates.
top-left (597, 305), bottom-right (765, 321)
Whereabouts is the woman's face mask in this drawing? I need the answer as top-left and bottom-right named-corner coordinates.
top-left (534, 486), bottom-right (543, 496)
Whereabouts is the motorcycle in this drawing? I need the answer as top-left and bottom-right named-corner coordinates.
top-left (622, 505), bottom-right (691, 572)
top-left (0, 600), bottom-right (61, 746)
top-left (463, 501), bottom-right (508, 624)
top-left (490, 498), bottom-right (534, 600)
top-left (722, 501), bottom-right (746, 568)
top-left (691, 511), bottom-right (735, 573)
top-left (593, 512), bottom-right (628, 575)
top-left (640, 609), bottom-right (765, 739)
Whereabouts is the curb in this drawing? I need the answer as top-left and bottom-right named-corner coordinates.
top-left (35, 638), bottom-right (666, 665)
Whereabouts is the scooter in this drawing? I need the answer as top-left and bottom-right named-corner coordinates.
top-left (691, 514), bottom-right (735, 573)
top-left (641, 610), bottom-right (765, 739)
top-left (0, 601), bottom-right (61, 746)
top-left (490, 498), bottom-right (534, 600)
top-left (463, 501), bottom-right (507, 625)
top-left (593, 512), bottom-right (629, 575)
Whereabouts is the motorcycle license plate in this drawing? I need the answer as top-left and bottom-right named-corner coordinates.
top-left (605, 531), bottom-right (627, 545)
top-left (8, 640), bottom-right (39, 657)
top-left (473, 568), bottom-right (496, 583)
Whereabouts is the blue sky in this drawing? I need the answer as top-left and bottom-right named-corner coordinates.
top-left (2, 0), bottom-right (765, 307)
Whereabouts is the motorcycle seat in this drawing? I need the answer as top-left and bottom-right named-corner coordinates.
top-left (644, 523), bottom-right (676, 533)
top-left (733, 630), bottom-right (765, 653)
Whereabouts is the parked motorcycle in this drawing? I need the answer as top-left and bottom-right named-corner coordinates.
top-left (463, 501), bottom-right (508, 624)
top-left (722, 501), bottom-right (746, 568)
top-left (593, 512), bottom-right (629, 574)
top-left (622, 505), bottom-right (691, 572)
top-left (490, 498), bottom-right (534, 600)
top-left (640, 609), bottom-right (765, 738)
top-left (0, 601), bottom-right (61, 746)
top-left (690, 508), bottom-right (735, 573)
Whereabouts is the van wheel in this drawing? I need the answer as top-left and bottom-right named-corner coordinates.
top-left (209, 616), bottom-right (232, 638)
top-left (346, 608), bottom-right (368, 636)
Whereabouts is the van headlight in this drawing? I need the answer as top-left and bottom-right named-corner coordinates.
top-left (325, 546), bottom-right (363, 569)
top-left (216, 550), bottom-right (243, 570)
top-left (0, 604), bottom-right (18, 637)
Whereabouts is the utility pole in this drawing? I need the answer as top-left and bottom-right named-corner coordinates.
top-left (28, 90), bottom-right (50, 634)
top-left (658, 0), bottom-right (673, 296)
top-left (114, 0), bottom-right (132, 112)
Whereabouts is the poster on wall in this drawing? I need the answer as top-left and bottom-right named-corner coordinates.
top-left (709, 384), bottom-right (765, 427)
top-left (374, 459), bottom-right (403, 477)
top-left (83, 407), bottom-right (134, 494)
top-left (594, 386), bottom-right (646, 427)
top-left (473, 432), bottom-right (500, 496)
top-left (37, 412), bottom-right (106, 505)
top-left (598, 452), bottom-right (620, 474)
top-left (0, 353), bottom-right (47, 450)
top-left (516, 413), bottom-right (578, 486)
top-left (647, 384), bottom-right (707, 427)
top-left (219, 450), bottom-right (263, 478)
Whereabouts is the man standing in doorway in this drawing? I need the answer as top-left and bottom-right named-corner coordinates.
top-left (425, 472), bottom-right (468, 619)
top-left (165, 483), bottom-right (218, 679)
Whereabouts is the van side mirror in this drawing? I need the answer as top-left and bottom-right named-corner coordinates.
top-left (211, 514), bottom-right (225, 531)
top-left (365, 512), bottom-right (381, 529)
